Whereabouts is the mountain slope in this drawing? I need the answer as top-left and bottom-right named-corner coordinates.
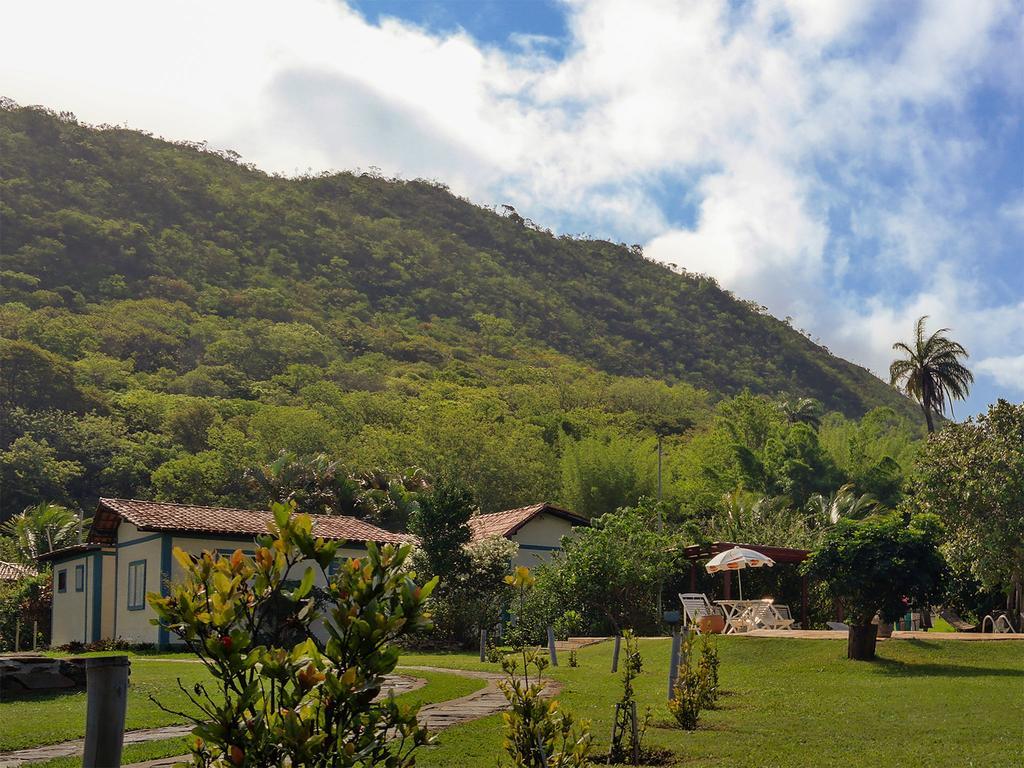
top-left (0, 103), bottom-right (911, 418)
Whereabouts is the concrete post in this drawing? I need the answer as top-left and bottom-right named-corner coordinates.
top-left (547, 626), bottom-right (558, 667)
top-left (611, 634), bottom-right (621, 673)
top-left (83, 655), bottom-right (130, 768)
top-left (479, 629), bottom-right (488, 662)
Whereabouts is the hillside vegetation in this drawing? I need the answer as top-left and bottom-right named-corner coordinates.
top-left (0, 103), bottom-right (922, 523)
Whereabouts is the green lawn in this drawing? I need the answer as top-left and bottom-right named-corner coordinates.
top-left (7, 639), bottom-right (1023, 767)
top-left (0, 654), bottom-right (483, 755)
top-left (414, 637), bottom-right (1023, 768)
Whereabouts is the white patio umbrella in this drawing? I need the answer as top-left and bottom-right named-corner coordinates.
top-left (705, 546), bottom-right (775, 600)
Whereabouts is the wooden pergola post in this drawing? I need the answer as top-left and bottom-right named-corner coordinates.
top-left (800, 574), bottom-right (809, 629)
top-left (689, 563), bottom-right (697, 592)
top-left (723, 571), bottom-right (732, 600)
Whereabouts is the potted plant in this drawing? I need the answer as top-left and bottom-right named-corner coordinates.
top-left (802, 512), bottom-right (947, 660)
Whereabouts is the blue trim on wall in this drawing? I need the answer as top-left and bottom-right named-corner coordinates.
top-left (81, 563), bottom-right (88, 644)
top-left (158, 534), bottom-right (172, 649)
top-left (91, 552), bottom-right (103, 643)
top-left (116, 532), bottom-right (164, 549)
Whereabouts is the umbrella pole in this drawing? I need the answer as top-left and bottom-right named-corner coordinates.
top-left (738, 569), bottom-right (743, 601)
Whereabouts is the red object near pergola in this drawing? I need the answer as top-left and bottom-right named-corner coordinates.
top-left (683, 541), bottom-right (811, 629)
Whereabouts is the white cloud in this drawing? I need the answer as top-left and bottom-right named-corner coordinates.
top-left (977, 355), bottom-right (1024, 393)
top-left (1, 0), bottom-right (1020, 411)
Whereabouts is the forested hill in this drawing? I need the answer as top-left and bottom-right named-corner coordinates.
top-left (0, 104), bottom-right (908, 416)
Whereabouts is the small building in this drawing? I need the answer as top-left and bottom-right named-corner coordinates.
top-left (40, 498), bottom-right (410, 648)
top-left (468, 502), bottom-right (589, 568)
top-left (0, 561), bottom-right (36, 581)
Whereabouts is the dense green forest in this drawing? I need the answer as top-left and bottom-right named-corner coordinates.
top-left (0, 102), bottom-right (924, 525)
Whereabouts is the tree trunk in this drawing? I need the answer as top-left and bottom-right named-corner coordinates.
top-left (922, 404), bottom-right (935, 433)
top-left (847, 624), bottom-right (878, 661)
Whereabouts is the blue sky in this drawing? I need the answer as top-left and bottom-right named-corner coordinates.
top-left (2, 0), bottom-right (1022, 418)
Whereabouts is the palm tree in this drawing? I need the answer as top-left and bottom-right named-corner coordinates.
top-left (889, 316), bottom-right (973, 432)
top-left (777, 396), bottom-right (823, 429)
top-left (805, 484), bottom-right (879, 527)
top-left (1, 502), bottom-right (86, 562)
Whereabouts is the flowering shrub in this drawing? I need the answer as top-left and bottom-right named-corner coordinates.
top-left (148, 502), bottom-right (437, 767)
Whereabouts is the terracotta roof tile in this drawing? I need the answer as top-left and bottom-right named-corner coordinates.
top-left (95, 498), bottom-right (411, 545)
top-left (0, 561), bottom-right (35, 580)
top-left (468, 503), bottom-right (588, 542)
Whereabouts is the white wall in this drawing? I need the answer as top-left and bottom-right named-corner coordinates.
top-left (114, 522), bottom-right (164, 645)
top-left (53, 522), bottom-right (397, 648)
top-left (51, 554), bottom-right (90, 646)
top-left (509, 514), bottom-right (578, 569)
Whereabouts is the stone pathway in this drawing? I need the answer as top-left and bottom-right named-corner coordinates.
top-left (0, 674), bottom-right (427, 768)
top-left (0, 665), bottom-right (561, 768)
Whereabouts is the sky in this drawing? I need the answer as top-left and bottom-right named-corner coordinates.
top-left (2, 0), bottom-right (1022, 418)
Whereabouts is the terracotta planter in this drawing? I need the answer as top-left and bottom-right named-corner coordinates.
top-left (698, 615), bottom-right (726, 634)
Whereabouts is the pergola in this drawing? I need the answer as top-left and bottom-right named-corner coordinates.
top-left (683, 541), bottom-right (811, 629)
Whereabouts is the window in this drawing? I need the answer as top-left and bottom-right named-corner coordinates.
top-left (127, 560), bottom-right (147, 611)
top-left (74, 564), bottom-right (85, 592)
top-left (57, 569), bottom-right (67, 593)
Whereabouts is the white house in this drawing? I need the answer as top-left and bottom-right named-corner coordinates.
top-left (467, 502), bottom-right (588, 568)
top-left (41, 498), bottom-right (587, 648)
top-left (40, 498), bottom-right (410, 648)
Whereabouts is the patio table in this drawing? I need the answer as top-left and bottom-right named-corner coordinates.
top-left (714, 599), bottom-right (769, 633)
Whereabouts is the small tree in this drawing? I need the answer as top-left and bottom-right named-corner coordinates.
top-left (802, 512), bottom-right (947, 660)
top-left (148, 503), bottom-right (436, 767)
top-left (553, 501), bottom-right (683, 634)
top-left (498, 566), bottom-right (592, 767)
top-left (408, 477), bottom-right (474, 583)
top-left (608, 630), bottom-right (650, 765)
top-left (498, 650), bottom-right (592, 768)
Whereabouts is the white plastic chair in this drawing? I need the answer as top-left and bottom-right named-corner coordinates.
top-left (678, 593), bottom-right (726, 633)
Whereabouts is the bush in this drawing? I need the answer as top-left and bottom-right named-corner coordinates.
top-left (148, 502), bottom-right (436, 768)
top-left (0, 572), bottom-right (50, 652)
top-left (668, 663), bottom-right (703, 730)
top-left (554, 610), bottom-right (584, 641)
top-left (669, 631), bottom-right (718, 730)
top-left (696, 633), bottom-right (720, 708)
top-left (498, 648), bottom-right (593, 768)
top-left (412, 534), bottom-right (518, 648)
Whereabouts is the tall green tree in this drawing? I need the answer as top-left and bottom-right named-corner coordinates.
top-left (889, 316), bottom-right (973, 432)
top-left (906, 400), bottom-right (1024, 624)
top-left (408, 477), bottom-right (474, 584)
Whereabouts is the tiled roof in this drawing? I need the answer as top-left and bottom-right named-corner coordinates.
top-left (468, 503), bottom-right (589, 542)
top-left (93, 498), bottom-right (411, 546)
top-left (0, 561), bottom-right (35, 580)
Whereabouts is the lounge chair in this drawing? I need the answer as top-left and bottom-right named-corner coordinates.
top-left (772, 604), bottom-right (797, 629)
top-left (939, 608), bottom-right (978, 632)
top-left (826, 621), bottom-right (849, 631)
top-left (747, 602), bottom-right (795, 630)
top-left (678, 593), bottom-right (727, 634)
